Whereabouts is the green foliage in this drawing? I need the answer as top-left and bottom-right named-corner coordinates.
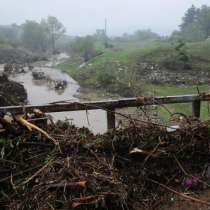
top-left (113, 30), bottom-right (161, 43)
top-left (0, 25), bottom-right (21, 47)
top-left (71, 36), bottom-right (97, 62)
top-left (180, 5), bottom-right (198, 30)
top-left (0, 16), bottom-right (65, 53)
top-left (59, 33), bottom-right (210, 98)
top-left (177, 4), bottom-right (210, 41)
top-left (96, 70), bottom-right (116, 86)
top-left (60, 51), bottom-right (142, 97)
top-left (197, 5), bottom-right (210, 37)
top-left (145, 84), bottom-right (210, 121)
top-left (55, 34), bottom-right (74, 52)
top-left (133, 29), bottom-right (160, 41)
top-left (181, 23), bottom-right (205, 42)
top-left (42, 16), bottom-right (66, 53)
top-left (168, 40), bottom-right (191, 70)
top-left (21, 20), bottom-right (48, 51)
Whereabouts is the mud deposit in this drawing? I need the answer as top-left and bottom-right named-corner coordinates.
top-left (0, 74), bottom-right (27, 106)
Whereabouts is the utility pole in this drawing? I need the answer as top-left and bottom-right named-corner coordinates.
top-left (104, 18), bottom-right (108, 48)
top-left (105, 18), bottom-right (107, 36)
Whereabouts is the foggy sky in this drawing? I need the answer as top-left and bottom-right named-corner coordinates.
top-left (0, 0), bottom-right (210, 36)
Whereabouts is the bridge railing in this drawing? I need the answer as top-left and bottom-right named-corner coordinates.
top-left (0, 93), bottom-right (210, 130)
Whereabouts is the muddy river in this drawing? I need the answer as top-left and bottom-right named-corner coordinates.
top-left (3, 54), bottom-right (107, 134)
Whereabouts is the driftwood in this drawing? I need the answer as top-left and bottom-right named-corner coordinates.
top-left (1, 105), bottom-right (210, 209)
top-left (15, 115), bottom-right (56, 144)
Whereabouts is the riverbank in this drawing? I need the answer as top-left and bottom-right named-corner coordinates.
top-left (57, 39), bottom-right (210, 121)
top-left (58, 39), bottom-right (210, 99)
top-left (58, 60), bottom-right (140, 98)
top-left (0, 53), bottom-right (110, 134)
top-left (0, 73), bottom-right (27, 106)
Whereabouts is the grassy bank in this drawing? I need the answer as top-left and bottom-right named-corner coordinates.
top-left (145, 84), bottom-right (210, 121)
top-left (58, 39), bottom-right (210, 121)
top-left (58, 59), bottom-right (141, 97)
top-left (59, 39), bottom-right (210, 93)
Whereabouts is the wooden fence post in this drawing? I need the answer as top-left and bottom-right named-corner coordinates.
top-left (107, 108), bottom-right (115, 130)
top-left (192, 100), bottom-right (201, 118)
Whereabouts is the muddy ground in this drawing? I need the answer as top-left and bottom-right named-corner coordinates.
top-left (0, 74), bottom-right (27, 106)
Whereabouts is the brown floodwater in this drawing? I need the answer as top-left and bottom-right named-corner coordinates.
top-left (1, 55), bottom-right (107, 134)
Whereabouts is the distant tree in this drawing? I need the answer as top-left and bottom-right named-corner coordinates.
top-left (181, 23), bottom-right (205, 41)
top-left (163, 40), bottom-right (191, 70)
top-left (71, 36), bottom-right (96, 62)
top-left (95, 29), bottom-right (111, 48)
top-left (197, 5), bottom-right (210, 38)
top-left (21, 21), bottom-right (48, 51)
top-left (55, 34), bottom-right (74, 53)
top-left (133, 29), bottom-right (160, 41)
top-left (180, 5), bottom-right (198, 30)
top-left (0, 24), bottom-right (20, 45)
top-left (122, 33), bottom-right (130, 40)
top-left (170, 30), bottom-right (182, 40)
top-left (178, 5), bottom-right (210, 41)
top-left (95, 29), bottom-right (106, 41)
top-left (44, 16), bottom-right (66, 53)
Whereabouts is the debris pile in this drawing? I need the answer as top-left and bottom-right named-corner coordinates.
top-left (3, 64), bottom-right (26, 75)
top-left (137, 62), bottom-right (210, 85)
top-left (0, 74), bottom-right (27, 106)
top-left (1, 112), bottom-right (210, 210)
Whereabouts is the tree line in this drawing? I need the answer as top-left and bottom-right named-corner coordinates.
top-left (0, 4), bottom-right (210, 59)
top-left (0, 16), bottom-right (65, 53)
top-left (172, 5), bottom-right (210, 42)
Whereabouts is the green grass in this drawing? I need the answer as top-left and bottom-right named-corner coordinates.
top-left (58, 39), bottom-right (210, 121)
top-left (187, 39), bottom-right (210, 60)
top-left (144, 84), bottom-right (210, 121)
top-left (90, 39), bottom-right (210, 71)
top-left (145, 84), bottom-right (209, 96)
top-left (59, 39), bottom-right (210, 79)
top-left (57, 63), bottom-right (79, 77)
top-left (157, 101), bottom-right (210, 122)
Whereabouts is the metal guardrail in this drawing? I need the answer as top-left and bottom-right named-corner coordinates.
top-left (0, 93), bottom-right (209, 130)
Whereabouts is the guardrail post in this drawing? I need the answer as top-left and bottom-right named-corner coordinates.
top-left (192, 100), bottom-right (201, 118)
top-left (107, 108), bottom-right (115, 130)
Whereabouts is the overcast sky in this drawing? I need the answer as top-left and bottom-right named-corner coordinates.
top-left (0, 0), bottom-right (210, 36)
